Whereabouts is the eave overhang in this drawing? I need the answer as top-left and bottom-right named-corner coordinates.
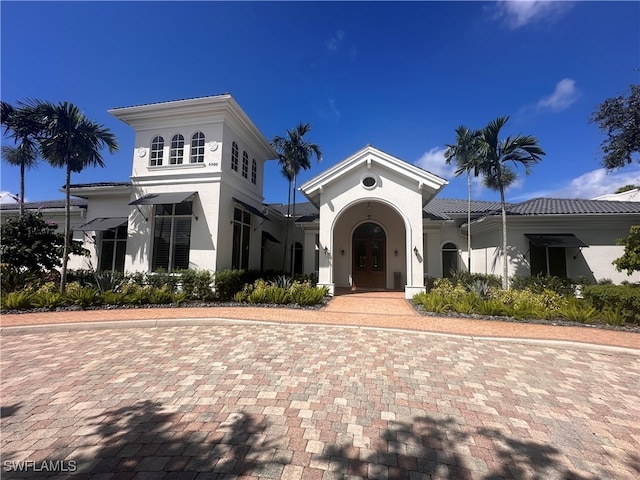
top-left (300, 145), bottom-right (448, 207)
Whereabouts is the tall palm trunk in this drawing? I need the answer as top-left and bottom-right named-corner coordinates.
top-left (499, 187), bottom-right (508, 290)
top-left (466, 171), bottom-right (471, 271)
top-left (19, 162), bottom-right (25, 216)
top-left (290, 174), bottom-right (298, 276)
top-left (60, 164), bottom-right (71, 293)
top-left (282, 178), bottom-right (292, 272)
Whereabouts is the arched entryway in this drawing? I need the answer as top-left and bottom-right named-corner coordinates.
top-left (352, 222), bottom-right (386, 289)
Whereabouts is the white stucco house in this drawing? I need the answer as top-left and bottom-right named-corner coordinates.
top-left (3, 94), bottom-right (639, 296)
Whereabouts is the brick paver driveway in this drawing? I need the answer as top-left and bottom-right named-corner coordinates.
top-left (2, 323), bottom-right (639, 479)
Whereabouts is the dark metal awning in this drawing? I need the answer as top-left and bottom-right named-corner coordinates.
top-left (262, 231), bottom-right (280, 244)
top-left (525, 233), bottom-right (588, 248)
top-left (77, 217), bottom-right (127, 231)
top-left (233, 197), bottom-right (270, 221)
top-left (129, 191), bottom-right (196, 206)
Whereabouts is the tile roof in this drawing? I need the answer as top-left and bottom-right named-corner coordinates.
top-left (0, 199), bottom-right (88, 211)
top-left (506, 197), bottom-right (640, 215)
top-left (67, 182), bottom-right (131, 189)
top-left (266, 202), bottom-right (319, 218)
top-left (110, 93), bottom-right (231, 111)
top-left (424, 198), bottom-right (502, 220)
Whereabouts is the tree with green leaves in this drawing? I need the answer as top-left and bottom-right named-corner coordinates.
top-left (1, 211), bottom-right (87, 276)
top-left (445, 126), bottom-right (481, 272)
top-left (272, 123), bottom-right (321, 275)
top-left (615, 184), bottom-right (639, 194)
top-left (590, 84), bottom-right (640, 170)
top-left (25, 100), bottom-right (119, 292)
top-left (475, 116), bottom-right (545, 289)
top-left (613, 225), bottom-right (640, 275)
top-left (1, 101), bottom-right (41, 215)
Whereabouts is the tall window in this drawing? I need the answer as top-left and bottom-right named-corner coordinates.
top-left (100, 224), bottom-right (127, 272)
top-left (170, 134), bottom-right (184, 165)
top-left (231, 142), bottom-right (239, 171)
top-left (150, 136), bottom-right (164, 166)
top-left (232, 207), bottom-right (251, 270)
top-left (242, 151), bottom-right (249, 178)
top-left (530, 245), bottom-right (567, 277)
top-left (152, 202), bottom-right (192, 271)
top-left (442, 242), bottom-right (458, 278)
top-left (190, 132), bottom-right (205, 163)
top-left (251, 159), bottom-right (257, 184)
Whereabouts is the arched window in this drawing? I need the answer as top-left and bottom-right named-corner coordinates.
top-left (190, 132), bottom-right (205, 163)
top-left (150, 136), bottom-right (164, 166)
top-left (170, 134), bottom-right (184, 165)
top-left (251, 159), bottom-right (257, 184)
top-left (242, 151), bottom-right (249, 178)
top-left (442, 242), bottom-right (458, 278)
top-left (231, 142), bottom-right (239, 171)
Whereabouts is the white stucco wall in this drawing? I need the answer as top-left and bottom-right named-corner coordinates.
top-left (469, 216), bottom-right (640, 284)
top-left (315, 162), bottom-right (428, 294)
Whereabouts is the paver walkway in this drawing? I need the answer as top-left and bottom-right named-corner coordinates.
top-left (1, 292), bottom-right (639, 479)
top-left (1, 291), bottom-right (638, 350)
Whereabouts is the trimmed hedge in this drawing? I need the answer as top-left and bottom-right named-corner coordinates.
top-left (582, 284), bottom-right (640, 324)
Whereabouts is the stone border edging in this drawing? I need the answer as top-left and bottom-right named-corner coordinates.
top-left (1, 317), bottom-right (638, 356)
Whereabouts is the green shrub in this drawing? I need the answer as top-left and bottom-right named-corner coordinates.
top-left (179, 269), bottom-right (214, 300)
top-left (582, 284), bottom-right (640, 324)
top-left (148, 287), bottom-right (175, 305)
top-left (510, 274), bottom-right (576, 296)
top-left (146, 270), bottom-right (181, 291)
top-left (65, 286), bottom-right (100, 309)
top-left (430, 279), bottom-right (469, 303)
top-left (489, 288), bottom-right (563, 312)
top-left (267, 286), bottom-right (290, 304)
top-left (412, 292), bottom-right (452, 314)
top-left (100, 290), bottom-right (129, 306)
top-left (214, 269), bottom-right (246, 300)
top-left (1, 265), bottom-right (40, 293)
top-left (272, 275), bottom-right (293, 290)
top-left (91, 271), bottom-right (125, 293)
top-left (67, 269), bottom-right (96, 287)
top-left (246, 279), bottom-right (269, 304)
top-left (450, 293), bottom-right (481, 315)
top-left (449, 271), bottom-right (502, 289)
top-left (476, 298), bottom-right (510, 317)
top-left (1, 291), bottom-right (35, 310)
top-left (31, 291), bottom-right (65, 309)
top-left (599, 306), bottom-right (626, 326)
top-left (556, 297), bottom-right (599, 323)
top-left (172, 291), bottom-right (188, 306)
top-left (290, 285), bottom-right (328, 306)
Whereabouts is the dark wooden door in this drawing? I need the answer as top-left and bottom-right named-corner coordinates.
top-left (352, 223), bottom-right (386, 289)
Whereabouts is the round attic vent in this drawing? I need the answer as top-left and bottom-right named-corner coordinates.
top-left (362, 176), bottom-right (376, 188)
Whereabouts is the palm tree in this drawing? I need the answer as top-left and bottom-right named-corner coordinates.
top-left (272, 123), bottom-right (321, 276)
top-left (1, 101), bottom-right (41, 215)
top-left (475, 116), bottom-right (545, 289)
top-left (278, 162), bottom-right (295, 272)
top-left (444, 126), bottom-right (481, 272)
top-left (29, 100), bottom-right (119, 292)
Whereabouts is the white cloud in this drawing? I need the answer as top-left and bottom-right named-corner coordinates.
top-left (326, 30), bottom-right (345, 52)
top-left (494, 0), bottom-right (574, 29)
top-left (329, 98), bottom-right (340, 120)
top-left (414, 147), bottom-right (455, 179)
top-left (512, 168), bottom-right (640, 200)
top-left (553, 168), bottom-right (640, 199)
top-left (0, 191), bottom-right (19, 204)
top-left (536, 78), bottom-right (579, 112)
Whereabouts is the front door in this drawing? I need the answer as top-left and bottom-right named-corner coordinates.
top-left (352, 222), bottom-right (386, 289)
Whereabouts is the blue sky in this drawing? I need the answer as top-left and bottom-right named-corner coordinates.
top-left (1, 1), bottom-right (639, 206)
